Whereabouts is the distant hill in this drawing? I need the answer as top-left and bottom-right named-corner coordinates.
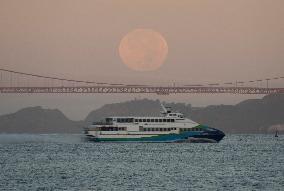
top-left (190, 94), bottom-right (284, 133)
top-left (0, 94), bottom-right (283, 134)
top-left (85, 99), bottom-right (162, 123)
top-left (0, 107), bottom-right (82, 133)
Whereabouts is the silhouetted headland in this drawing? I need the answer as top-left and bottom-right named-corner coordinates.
top-left (0, 94), bottom-right (283, 134)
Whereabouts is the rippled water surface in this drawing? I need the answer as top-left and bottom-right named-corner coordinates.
top-left (0, 134), bottom-right (283, 191)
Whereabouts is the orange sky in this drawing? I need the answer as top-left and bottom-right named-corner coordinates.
top-left (0, 0), bottom-right (283, 119)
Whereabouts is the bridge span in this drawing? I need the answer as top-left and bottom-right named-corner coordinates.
top-left (0, 68), bottom-right (284, 95)
top-left (1, 86), bottom-right (284, 95)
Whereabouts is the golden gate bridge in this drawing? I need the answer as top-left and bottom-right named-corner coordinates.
top-left (0, 68), bottom-right (284, 95)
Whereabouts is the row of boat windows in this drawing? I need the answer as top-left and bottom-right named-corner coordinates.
top-left (115, 118), bottom-right (175, 123)
top-left (142, 128), bottom-right (177, 131)
top-left (143, 128), bottom-right (202, 132)
top-left (95, 127), bottom-right (202, 132)
top-left (180, 128), bottom-right (202, 132)
top-left (97, 127), bottom-right (127, 131)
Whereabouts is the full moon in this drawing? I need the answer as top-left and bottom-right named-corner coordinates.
top-left (118, 29), bottom-right (168, 71)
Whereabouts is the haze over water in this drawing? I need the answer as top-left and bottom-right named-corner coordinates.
top-left (0, 134), bottom-right (283, 190)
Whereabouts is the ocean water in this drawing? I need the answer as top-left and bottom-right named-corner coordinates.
top-left (0, 134), bottom-right (283, 191)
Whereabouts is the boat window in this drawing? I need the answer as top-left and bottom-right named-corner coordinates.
top-left (151, 119), bottom-right (154, 122)
top-left (163, 119), bottom-right (167, 122)
top-left (139, 119), bottom-right (142, 122)
top-left (159, 119), bottom-right (162, 122)
top-left (135, 119), bottom-right (138, 123)
top-left (171, 119), bottom-right (174, 122)
top-left (160, 128), bottom-right (163, 131)
top-left (147, 119), bottom-right (150, 122)
top-left (106, 118), bottom-right (112, 123)
top-left (167, 119), bottom-right (171, 122)
top-left (155, 119), bottom-right (158, 122)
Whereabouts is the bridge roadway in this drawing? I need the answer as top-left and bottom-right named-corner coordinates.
top-left (1, 86), bottom-right (284, 95)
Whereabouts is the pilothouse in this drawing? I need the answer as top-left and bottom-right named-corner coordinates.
top-left (84, 104), bottom-right (225, 143)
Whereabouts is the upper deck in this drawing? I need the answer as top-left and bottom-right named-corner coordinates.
top-left (91, 105), bottom-right (197, 126)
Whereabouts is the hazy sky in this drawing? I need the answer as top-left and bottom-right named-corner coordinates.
top-left (0, 0), bottom-right (283, 120)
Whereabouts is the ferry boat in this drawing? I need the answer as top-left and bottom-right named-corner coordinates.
top-left (84, 105), bottom-right (225, 143)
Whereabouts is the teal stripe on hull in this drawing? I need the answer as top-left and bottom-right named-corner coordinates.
top-left (91, 132), bottom-right (201, 142)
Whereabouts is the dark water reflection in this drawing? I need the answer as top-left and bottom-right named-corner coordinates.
top-left (0, 134), bottom-right (283, 190)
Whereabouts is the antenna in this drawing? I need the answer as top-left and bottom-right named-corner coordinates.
top-left (160, 103), bottom-right (167, 114)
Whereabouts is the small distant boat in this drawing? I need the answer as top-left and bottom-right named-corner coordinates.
top-left (275, 129), bottom-right (279, 137)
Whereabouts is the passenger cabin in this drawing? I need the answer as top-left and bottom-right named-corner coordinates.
top-left (104, 117), bottom-right (180, 124)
